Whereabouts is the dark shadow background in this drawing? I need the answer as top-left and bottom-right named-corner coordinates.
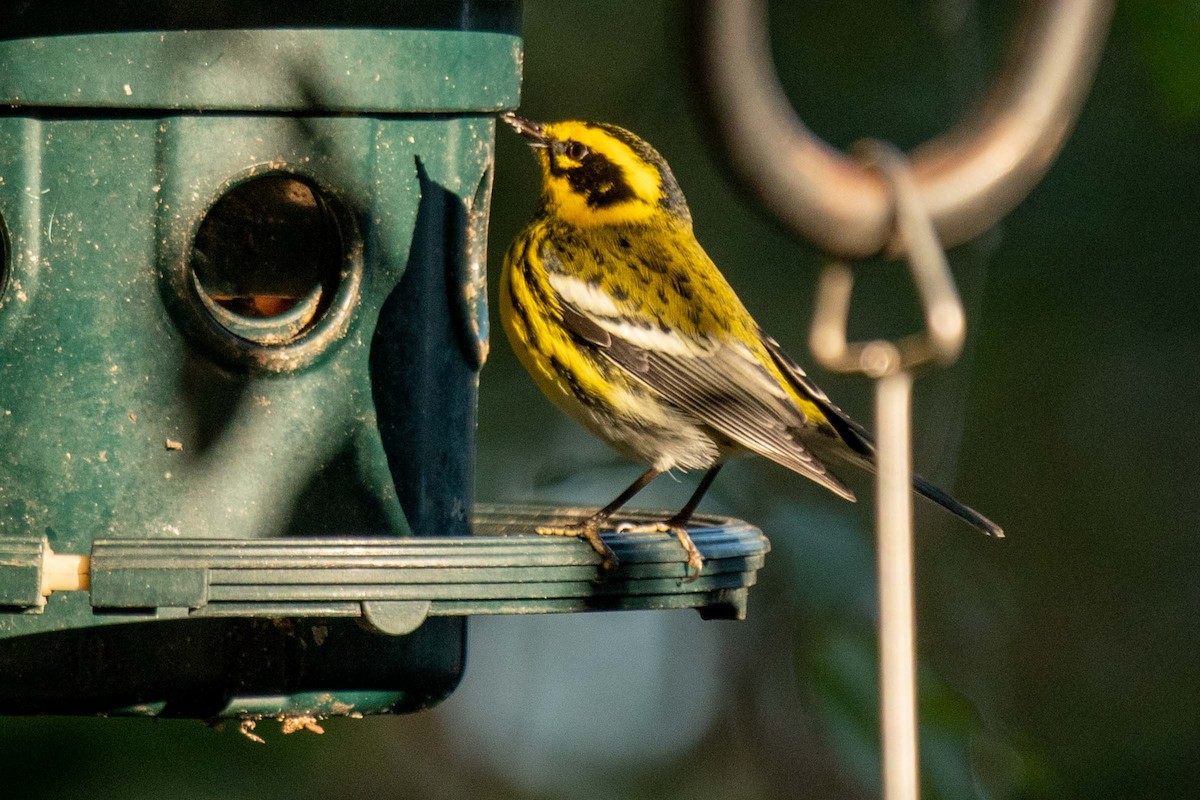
top-left (1, 1), bottom-right (1197, 798)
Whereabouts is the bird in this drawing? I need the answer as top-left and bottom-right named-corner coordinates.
top-left (497, 113), bottom-right (1002, 579)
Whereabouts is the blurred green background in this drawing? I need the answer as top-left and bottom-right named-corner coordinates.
top-left (2, 1), bottom-right (1198, 798)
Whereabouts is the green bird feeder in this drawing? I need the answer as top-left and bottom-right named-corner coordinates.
top-left (0, 1), bottom-right (768, 722)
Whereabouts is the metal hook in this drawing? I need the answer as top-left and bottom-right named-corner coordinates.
top-left (810, 141), bottom-right (965, 378)
top-left (687, 0), bottom-right (1114, 258)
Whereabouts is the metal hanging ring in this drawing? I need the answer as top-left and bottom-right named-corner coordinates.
top-left (809, 141), bottom-right (965, 377)
top-left (687, 0), bottom-right (1114, 258)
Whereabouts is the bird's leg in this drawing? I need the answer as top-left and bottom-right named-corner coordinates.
top-left (537, 467), bottom-right (662, 571)
top-left (665, 464), bottom-right (722, 581)
top-left (618, 464), bottom-right (723, 582)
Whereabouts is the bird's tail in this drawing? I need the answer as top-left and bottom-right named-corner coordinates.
top-left (828, 415), bottom-right (1004, 538)
top-left (820, 406), bottom-right (1004, 538)
top-left (910, 471), bottom-right (1004, 538)
top-left (761, 334), bottom-right (1004, 538)
top-left (825, 416), bottom-right (1005, 538)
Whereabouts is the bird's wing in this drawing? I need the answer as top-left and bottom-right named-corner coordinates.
top-left (542, 238), bottom-right (855, 500)
top-left (759, 332), bottom-right (875, 459)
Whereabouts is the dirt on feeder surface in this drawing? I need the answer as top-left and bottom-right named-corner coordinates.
top-left (238, 715), bottom-right (326, 744)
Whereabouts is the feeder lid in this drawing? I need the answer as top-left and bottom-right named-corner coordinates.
top-left (0, 28), bottom-right (521, 112)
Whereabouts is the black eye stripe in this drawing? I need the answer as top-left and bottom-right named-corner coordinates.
top-left (564, 151), bottom-right (635, 208)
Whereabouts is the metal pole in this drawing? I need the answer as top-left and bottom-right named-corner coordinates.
top-left (876, 369), bottom-right (918, 800)
top-left (810, 144), bottom-right (968, 800)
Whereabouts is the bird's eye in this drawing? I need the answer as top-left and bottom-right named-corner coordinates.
top-left (564, 141), bottom-right (589, 161)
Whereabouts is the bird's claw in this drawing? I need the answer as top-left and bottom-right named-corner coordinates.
top-left (671, 525), bottom-right (705, 583)
top-left (616, 520), bottom-right (670, 534)
top-left (536, 522), bottom-right (620, 572)
top-left (614, 520), bottom-right (705, 582)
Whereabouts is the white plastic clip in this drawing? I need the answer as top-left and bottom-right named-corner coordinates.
top-left (40, 545), bottom-right (90, 596)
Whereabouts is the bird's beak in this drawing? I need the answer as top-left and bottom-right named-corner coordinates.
top-left (500, 112), bottom-right (548, 148)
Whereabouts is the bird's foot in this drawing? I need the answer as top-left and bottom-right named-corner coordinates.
top-left (536, 521), bottom-right (619, 572)
top-left (615, 519), bottom-right (704, 582)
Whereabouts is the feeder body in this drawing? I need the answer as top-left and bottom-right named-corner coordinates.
top-left (0, 4), bottom-right (521, 716)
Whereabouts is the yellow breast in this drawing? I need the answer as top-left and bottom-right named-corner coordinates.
top-left (499, 224), bottom-right (630, 430)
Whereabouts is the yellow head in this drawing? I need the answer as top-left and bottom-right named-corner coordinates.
top-left (501, 114), bottom-right (691, 228)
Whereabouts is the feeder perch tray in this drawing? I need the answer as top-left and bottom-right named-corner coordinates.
top-left (0, 504), bottom-right (767, 718)
top-left (1, 504), bottom-right (769, 631)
